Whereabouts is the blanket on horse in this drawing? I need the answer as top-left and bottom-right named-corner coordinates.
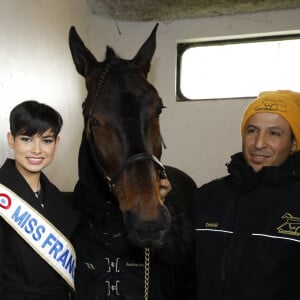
top-left (72, 134), bottom-right (196, 300)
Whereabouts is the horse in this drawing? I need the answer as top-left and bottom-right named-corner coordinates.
top-left (69, 24), bottom-right (196, 300)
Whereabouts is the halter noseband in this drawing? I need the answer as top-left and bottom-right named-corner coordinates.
top-left (83, 62), bottom-right (167, 190)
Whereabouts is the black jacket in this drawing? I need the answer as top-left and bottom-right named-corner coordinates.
top-left (0, 159), bottom-right (80, 300)
top-left (192, 152), bottom-right (300, 300)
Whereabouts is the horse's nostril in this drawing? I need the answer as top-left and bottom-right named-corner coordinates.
top-left (124, 205), bottom-right (171, 246)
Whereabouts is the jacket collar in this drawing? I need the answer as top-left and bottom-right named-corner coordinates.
top-left (227, 151), bottom-right (300, 188)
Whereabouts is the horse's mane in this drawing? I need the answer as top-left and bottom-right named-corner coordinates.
top-left (73, 133), bottom-right (116, 219)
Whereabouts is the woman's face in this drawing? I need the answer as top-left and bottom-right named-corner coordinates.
top-left (7, 128), bottom-right (60, 177)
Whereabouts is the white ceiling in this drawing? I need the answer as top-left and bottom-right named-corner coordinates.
top-left (85, 0), bottom-right (300, 21)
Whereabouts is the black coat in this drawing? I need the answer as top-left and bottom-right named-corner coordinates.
top-left (192, 152), bottom-right (300, 300)
top-left (72, 134), bottom-right (196, 300)
top-left (0, 159), bottom-right (80, 300)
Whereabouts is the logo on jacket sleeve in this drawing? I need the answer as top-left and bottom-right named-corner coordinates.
top-left (277, 213), bottom-right (300, 237)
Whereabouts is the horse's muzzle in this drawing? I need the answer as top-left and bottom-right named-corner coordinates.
top-left (123, 205), bottom-right (171, 247)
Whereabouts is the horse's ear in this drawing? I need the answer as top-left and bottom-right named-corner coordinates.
top-left (69, 26), bottom-right (98, 77)
top-left (131, 23), bottom-right (158, 77)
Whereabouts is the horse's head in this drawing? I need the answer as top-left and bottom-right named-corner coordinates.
top-left (69, 24), bottom-right (171, 247)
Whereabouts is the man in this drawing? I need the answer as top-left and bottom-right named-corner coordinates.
top-left (192, 90), bottom-right (300, 300)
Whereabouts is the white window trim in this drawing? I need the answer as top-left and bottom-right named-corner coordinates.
top-left (176, 30), bottom-right (300, 101)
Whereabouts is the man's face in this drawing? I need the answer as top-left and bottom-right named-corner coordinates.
top-left (242, 112), bottom-right (296, 172)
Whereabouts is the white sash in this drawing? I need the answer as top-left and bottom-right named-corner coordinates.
top-left (0, 183), bottom-right (76, 291)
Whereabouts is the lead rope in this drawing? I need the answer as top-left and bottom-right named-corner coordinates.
top-left (144, 247), bottom-right (150, 300)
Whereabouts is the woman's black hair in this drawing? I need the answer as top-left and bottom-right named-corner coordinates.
top-left (9, 100), bottom-right (63, 137)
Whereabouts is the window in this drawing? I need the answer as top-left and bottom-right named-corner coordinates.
top-left (177, 32), bottom-right (300, 101)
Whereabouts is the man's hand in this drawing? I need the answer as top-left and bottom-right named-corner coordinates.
top-left (159, 178), bottom-right (171, 201)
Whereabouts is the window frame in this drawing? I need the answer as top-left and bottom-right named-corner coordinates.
top-left (176, 31), bottom-right (300, 101)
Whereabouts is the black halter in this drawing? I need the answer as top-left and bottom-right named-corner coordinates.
top-left (83, 62), bottom-right (167, 190)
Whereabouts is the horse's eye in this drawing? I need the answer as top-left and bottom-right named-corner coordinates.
top-left (156, 106), bottom-right (165, 117)
top-left (90, 116), bottom-right (100, 127)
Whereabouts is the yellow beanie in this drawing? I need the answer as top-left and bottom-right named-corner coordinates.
top-left (241, 90), bottom-right (300, 151)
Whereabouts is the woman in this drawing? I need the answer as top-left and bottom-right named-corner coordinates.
top-left (0, 100), bottom-right (79, 300)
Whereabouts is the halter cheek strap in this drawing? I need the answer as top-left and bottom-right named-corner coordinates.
top-left (110, 153), bottom-right (167, 186)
